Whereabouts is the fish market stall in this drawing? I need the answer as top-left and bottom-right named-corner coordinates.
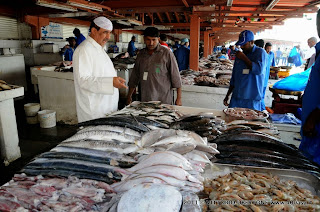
top-left (0, 102), bottom-right (319, 211)
top-left (0, 81), bottom-right (24, 164)
top-left (35, 69), bottom-right (78, 124)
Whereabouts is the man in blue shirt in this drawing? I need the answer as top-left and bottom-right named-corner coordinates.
top-left (275, 48), bottom-right (282, 65)
top-left (299, 9), bottom-right (320, 165)
top-left (174, 38), bottom-right (190, 71)
top-left (261, 42), bottom-right (275, 110)
top-left (64, 37), bottom-right (76, 61)
top-left (127, 36), bottom-right (137, 57)
top-left (73, 28), bottom-right (86, 46)
top-left (223, 30), bottom-right (267, 111)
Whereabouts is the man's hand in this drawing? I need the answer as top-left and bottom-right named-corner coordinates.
top-left (303, 109), bottom-right (320, 137)
top-left (236, 51), bottom-right (246, 60)
top-left (113, 77), bottom-right (127, 89)
top-left (223, 96), bottom-right (230, 106)
top-left (175, 98), bottom-right (182, 106)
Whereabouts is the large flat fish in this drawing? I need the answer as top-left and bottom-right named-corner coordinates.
top-left (127, 151), bottom-right (193, 172)
top-left (138, 129), bottom-right (177, 148)
top-left (117, 184), bottom-right (182, 212)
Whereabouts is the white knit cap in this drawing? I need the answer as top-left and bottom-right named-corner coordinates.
top-left (93, 16), bottom-right (113, 31)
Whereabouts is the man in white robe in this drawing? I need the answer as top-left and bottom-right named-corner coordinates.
top-left (73, 17), bottom-right (127, 122)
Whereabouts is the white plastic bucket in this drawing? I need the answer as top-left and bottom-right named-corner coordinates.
top-left (26, 116), bottom-right (39, 124)
top-left (24, 103), bottom-right (40, 117)
top-left (38, 110), bottom-right (56, 128)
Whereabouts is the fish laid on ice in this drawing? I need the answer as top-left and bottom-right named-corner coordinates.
top-left (138, 129), bottom-right (177, 148)
top-left (59, 139), bottom-right (136, 154)
top-left (50, 146), bottom-right (136, 164)
top-left (128, 165), bottom-right (201, 183)
top-left (77, 125), bottom-right (141, 137)
top-left (151, 135), bottom-right (191, 147)
top-left (117, 184), bottom-right (182, 212)
top-left (24, 158), bottom-right (124, 181)
top-left (166, 142), bottom-right (197, 155)
top-left (184, 150), bottom-right (213, 165)
top-left (127, 152), bottom-right (193, 172)
top-left (64, 130), bottom-right (139, 143)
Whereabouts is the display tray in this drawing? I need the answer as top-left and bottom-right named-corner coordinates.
top-left (269, 85), bottom-right (303, 96)
top-left (204, 163), bottom-right (320, 196)
top-left (223, 108), bottom-right (269, 122)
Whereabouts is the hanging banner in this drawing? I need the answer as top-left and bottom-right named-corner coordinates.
top-left (41, 22), bottom-right (63, 39)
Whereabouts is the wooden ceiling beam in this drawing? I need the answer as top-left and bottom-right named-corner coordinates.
top-left (184, 12), bottom-right (189, 23)
top-left (115, 6), bottom-right (189, 14)
top-left (181, 0), bottom-right (189, 7)
top-left (157, 12), bottom-right (163, 23)
top-left (49, 17), bottom-right (90, 26)
top-left (174, 12), bottom-right (180, 23)
top-left (165, 12), bottom-right (172, 23)
top-left (194, 9), bottom-right (316, 15)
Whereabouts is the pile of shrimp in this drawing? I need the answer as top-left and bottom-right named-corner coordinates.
top-left (202, 170), bottom-right (320, 211)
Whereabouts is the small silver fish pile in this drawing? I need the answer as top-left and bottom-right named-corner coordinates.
top-left (0, 173), bottom-right (115, 211)
top-left (111, 101), bottom-right (183, 126)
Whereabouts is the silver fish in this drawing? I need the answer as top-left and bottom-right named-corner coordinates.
top-left (64, 130), bottom-right (139, 143)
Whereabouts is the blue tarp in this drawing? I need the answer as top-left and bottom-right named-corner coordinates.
top-left (269, 113), bottom-right (301, 125)
top-left (272, 66), bottom-right (312, 91)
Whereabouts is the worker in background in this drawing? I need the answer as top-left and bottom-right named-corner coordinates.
top-left (127, 27), bottom-right (182, 106)
top-left (304, 37), bottom-right (317, 70)
top-left (159, 34), bottom-right (170, 49)
top-left (73, 28), bottom-right (86, 47)
top-left (262, 42), bottom-right (275, 110)
top-left (73, 16), bottom-right (127, 122)
top-left (63, 37), bottom-right (76, 61)
top-left (223, 30), bottom-right (267, 111)
top-left (281, 48), bottom-right (288, 65)
top-left (227, 45), bottom-right (236, 60)
top-left (299, 9), bottom-right (320, 166)
top-left (174, 38), bottom-right (190, 71)
top-left (254, 39), bottom-right (264, 48)
top-left (173, 40), bottom-right (181, 52)
top-left (127, 36), bottom-right (137, 57)
top-left (275, 48), bottom-right (282, 65)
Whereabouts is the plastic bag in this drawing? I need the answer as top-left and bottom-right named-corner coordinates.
top-left (272, 66), bottom-right (312, 91)
top-left (269, 113), bottom-right (301, 125)
top-left (288, 47), bottom-right (303, 66)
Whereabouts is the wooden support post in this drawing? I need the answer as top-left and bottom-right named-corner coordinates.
top-left (189, 14), bottom-right (200, 71)
top-left (113, 29), bottom-right (122, 42)
top-left (203, 31), bottom-right (209, 58)
top-left (210, 37), bottom-right (213, 54)
top-left (24, 15), bottom-right (49, 40)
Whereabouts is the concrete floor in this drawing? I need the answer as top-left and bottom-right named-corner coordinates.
top-left (0, 98), bottom-right (78, 186)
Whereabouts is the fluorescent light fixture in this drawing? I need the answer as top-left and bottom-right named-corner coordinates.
top-left (67, 1), bottom-right (103, 12)
top-left (117, 20), bottom-right (131, 26)
top-left (128, 19), bottom-right (142, 26)
top-left (227, 0), bottom-right (233, 7)
top-left (265, 0), bottom-right (280, 11)
top-left (36, 0), bottom-right (77, 12)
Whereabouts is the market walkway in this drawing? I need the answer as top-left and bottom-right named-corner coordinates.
top-left (0, 99), bottom-right (77, 186)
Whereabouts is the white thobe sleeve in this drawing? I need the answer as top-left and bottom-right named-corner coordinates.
top-left (73, 47), bottom-right (114, 95)
top-left (304, 47), bottom-right (316, 60)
